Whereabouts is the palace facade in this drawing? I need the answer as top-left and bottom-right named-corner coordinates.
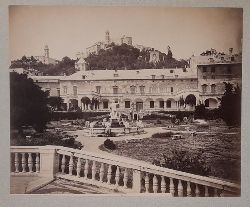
top-left (30, 49), bottom-right (242, 118)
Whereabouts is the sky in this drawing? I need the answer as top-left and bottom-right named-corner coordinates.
top-left (9, 6), bottom-right (243, 61)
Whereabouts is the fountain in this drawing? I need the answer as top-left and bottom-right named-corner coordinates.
top-left (85, 101), bottom-right (144, 137)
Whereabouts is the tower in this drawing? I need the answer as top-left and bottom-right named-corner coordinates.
top-left (44, 45), bottom-right (49, 64)
top-left (105, 30), bottom-right (110, 45)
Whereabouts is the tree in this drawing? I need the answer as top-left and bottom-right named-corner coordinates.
top-left (47, 96), bottom-right (63, 111)
top-left (10, 72), bottom-right (50, 132)
top-left (219, 82), bottom-right (241, 126)
top-left (194, 104), bottom-right (206, 119)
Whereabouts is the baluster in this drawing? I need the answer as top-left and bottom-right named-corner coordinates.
top-left (161, 176), bottom-right (166, 193)
top-left (35, 153), bottom-right (40, 173)
top-left (99, 163), bottom-right (104, 182)
top-left (187, 181), bottom-right (192, 197)
top-left (61, 154), bottom-right (65, 174)
top-left (92, 161), bottom-right (96, 180)
top-left (115, 166), bottom-right (120, 187)
top-left (177, 179), bottom-right (183, 197)
top-left (84, 159), bottom-right (89, 179)
top-left (169, 178), bottom-right (175, 196)
top-left (145, 173), bottom-right (150, 193)
top-left (14, 153), bottom-right (19, 173)
top-left (107, 164), bottom-right (112, 185)
top-left (21, 153), bottom-right (26, 172)
top-left (195, 184), bottom-right (200, 197)
top-left (69, 154), bottom-right (73, 176)
top-left (123, 168), bottom-right (128, 188)
top-left (153, 175), bottom-right (158, 193)
top-left (76, 157), bottom-right (81, 178)
top-left (205, 186), bottom-right (209, 197)
top-left (28, 153), bottom-right (33, 172)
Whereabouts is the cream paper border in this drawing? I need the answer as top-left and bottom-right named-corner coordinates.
top-left (0, 0), bottom-right (249, 207)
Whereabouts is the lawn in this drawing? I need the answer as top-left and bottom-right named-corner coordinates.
top-left (111, 120), bottom-right (240, 183)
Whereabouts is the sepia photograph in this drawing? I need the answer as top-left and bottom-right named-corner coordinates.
top-left (9, 6), bottom-right (242, 196)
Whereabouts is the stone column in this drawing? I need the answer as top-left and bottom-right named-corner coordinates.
top-left (39, 146), bottom-right (59, 178)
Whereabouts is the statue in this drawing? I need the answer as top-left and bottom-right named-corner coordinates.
top-left (110, 101), bottom-right (120, 120)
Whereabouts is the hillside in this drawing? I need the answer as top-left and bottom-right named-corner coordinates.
top-left (85, 44), bottom-right (189, 70)
top-left (10, 56), bottom-right (76, 76)
top-left (10, 44), bottom-right (189, 76)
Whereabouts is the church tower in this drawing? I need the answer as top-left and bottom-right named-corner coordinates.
top-left (105, 30), bottom-right (110, 45)
top-left (44, 45), bottom-right (49, 64)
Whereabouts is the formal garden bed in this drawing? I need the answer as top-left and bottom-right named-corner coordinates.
top-left (10, 123), bottom-right (83, 149)
top-left (109, 120), bottom-right (240, 183)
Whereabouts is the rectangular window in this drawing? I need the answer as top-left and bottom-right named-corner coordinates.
top-left (130, 86), bottom-right (136, 94)
top-left (96, 86), bottom-right (101, 94)
top-left (202, 85), bottom-right (207, 93)
top-left (73, 86), bottom-right (77, 96)
top-left (227, 66), bottom-right (232, 74)
top-left (211, 84), bottom-right (216, 93)
top-left (113, 87), bottom-right (118, 94)
top-left (103, 101), bottom-right (109, 109)
top-left (159, 101), bottom-right (164, 108)
top-left (139, 86), bottom-right (145, 94)
top-left (202, 67), bottom-right (207, 73)
top-left (114, 73), bottom-right (119, 77)
top-left (57, 88), bottom-right (60, 96)
top-left (125, 101), bottom-right (130, 108)
top-left (170, 87), bottom-right (174, 93)
top-left (152, 75), bottom-right (156, 79)
top-left (150, 101), bottom-right (154, 108)
top-left (211, 75), bottom-right (215, 79)
top-left (63, 86), bottom-right (67, 94)
top-left (203, 76), bottom-right (207, 79)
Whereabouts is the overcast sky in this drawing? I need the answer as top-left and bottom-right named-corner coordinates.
top-left (9, 6), bottom-right (243, 61)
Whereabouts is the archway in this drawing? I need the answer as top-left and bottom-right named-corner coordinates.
top-left (204, 98), bottom-right (218, 108)
top-left (185, 94), bottom-right (196, 106)
top-left (91, 97), bottom-right (100, 110)
top-left (185, 94), bottom-right (197, 110)
top-left (156, 98), bottom-right (164, 109)
top-left (81, 97), bottom-right (91, 110)
top-left (166, 98), bottom-right (175, 109)
top-left (69, 99), bottom-right (78, 111)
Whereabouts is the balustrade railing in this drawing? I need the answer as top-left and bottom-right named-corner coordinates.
top-left (10, 146), bottom-right (240, 196)
top-left (10, 146), bottom-right (40, 175)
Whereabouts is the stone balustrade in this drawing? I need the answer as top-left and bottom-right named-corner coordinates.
top-left (10, 146), bottom-right (240, 196)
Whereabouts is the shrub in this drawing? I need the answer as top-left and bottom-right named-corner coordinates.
top-left (160, 150), bottom-right (210, 176)
top-left (104, 139), bottom-right (116, 150)
top-left (152, 132), bottom-right (174, 138)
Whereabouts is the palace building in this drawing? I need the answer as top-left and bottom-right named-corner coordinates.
top-left (30, 48), bottom-right (241, 118)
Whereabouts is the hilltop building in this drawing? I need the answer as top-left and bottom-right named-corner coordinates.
top-left (86, 31), bottom-right (133, 56)
top-left (29, 48), bottom-right (242, 119)
top-left (34, 45), bottom-right (58, 65)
